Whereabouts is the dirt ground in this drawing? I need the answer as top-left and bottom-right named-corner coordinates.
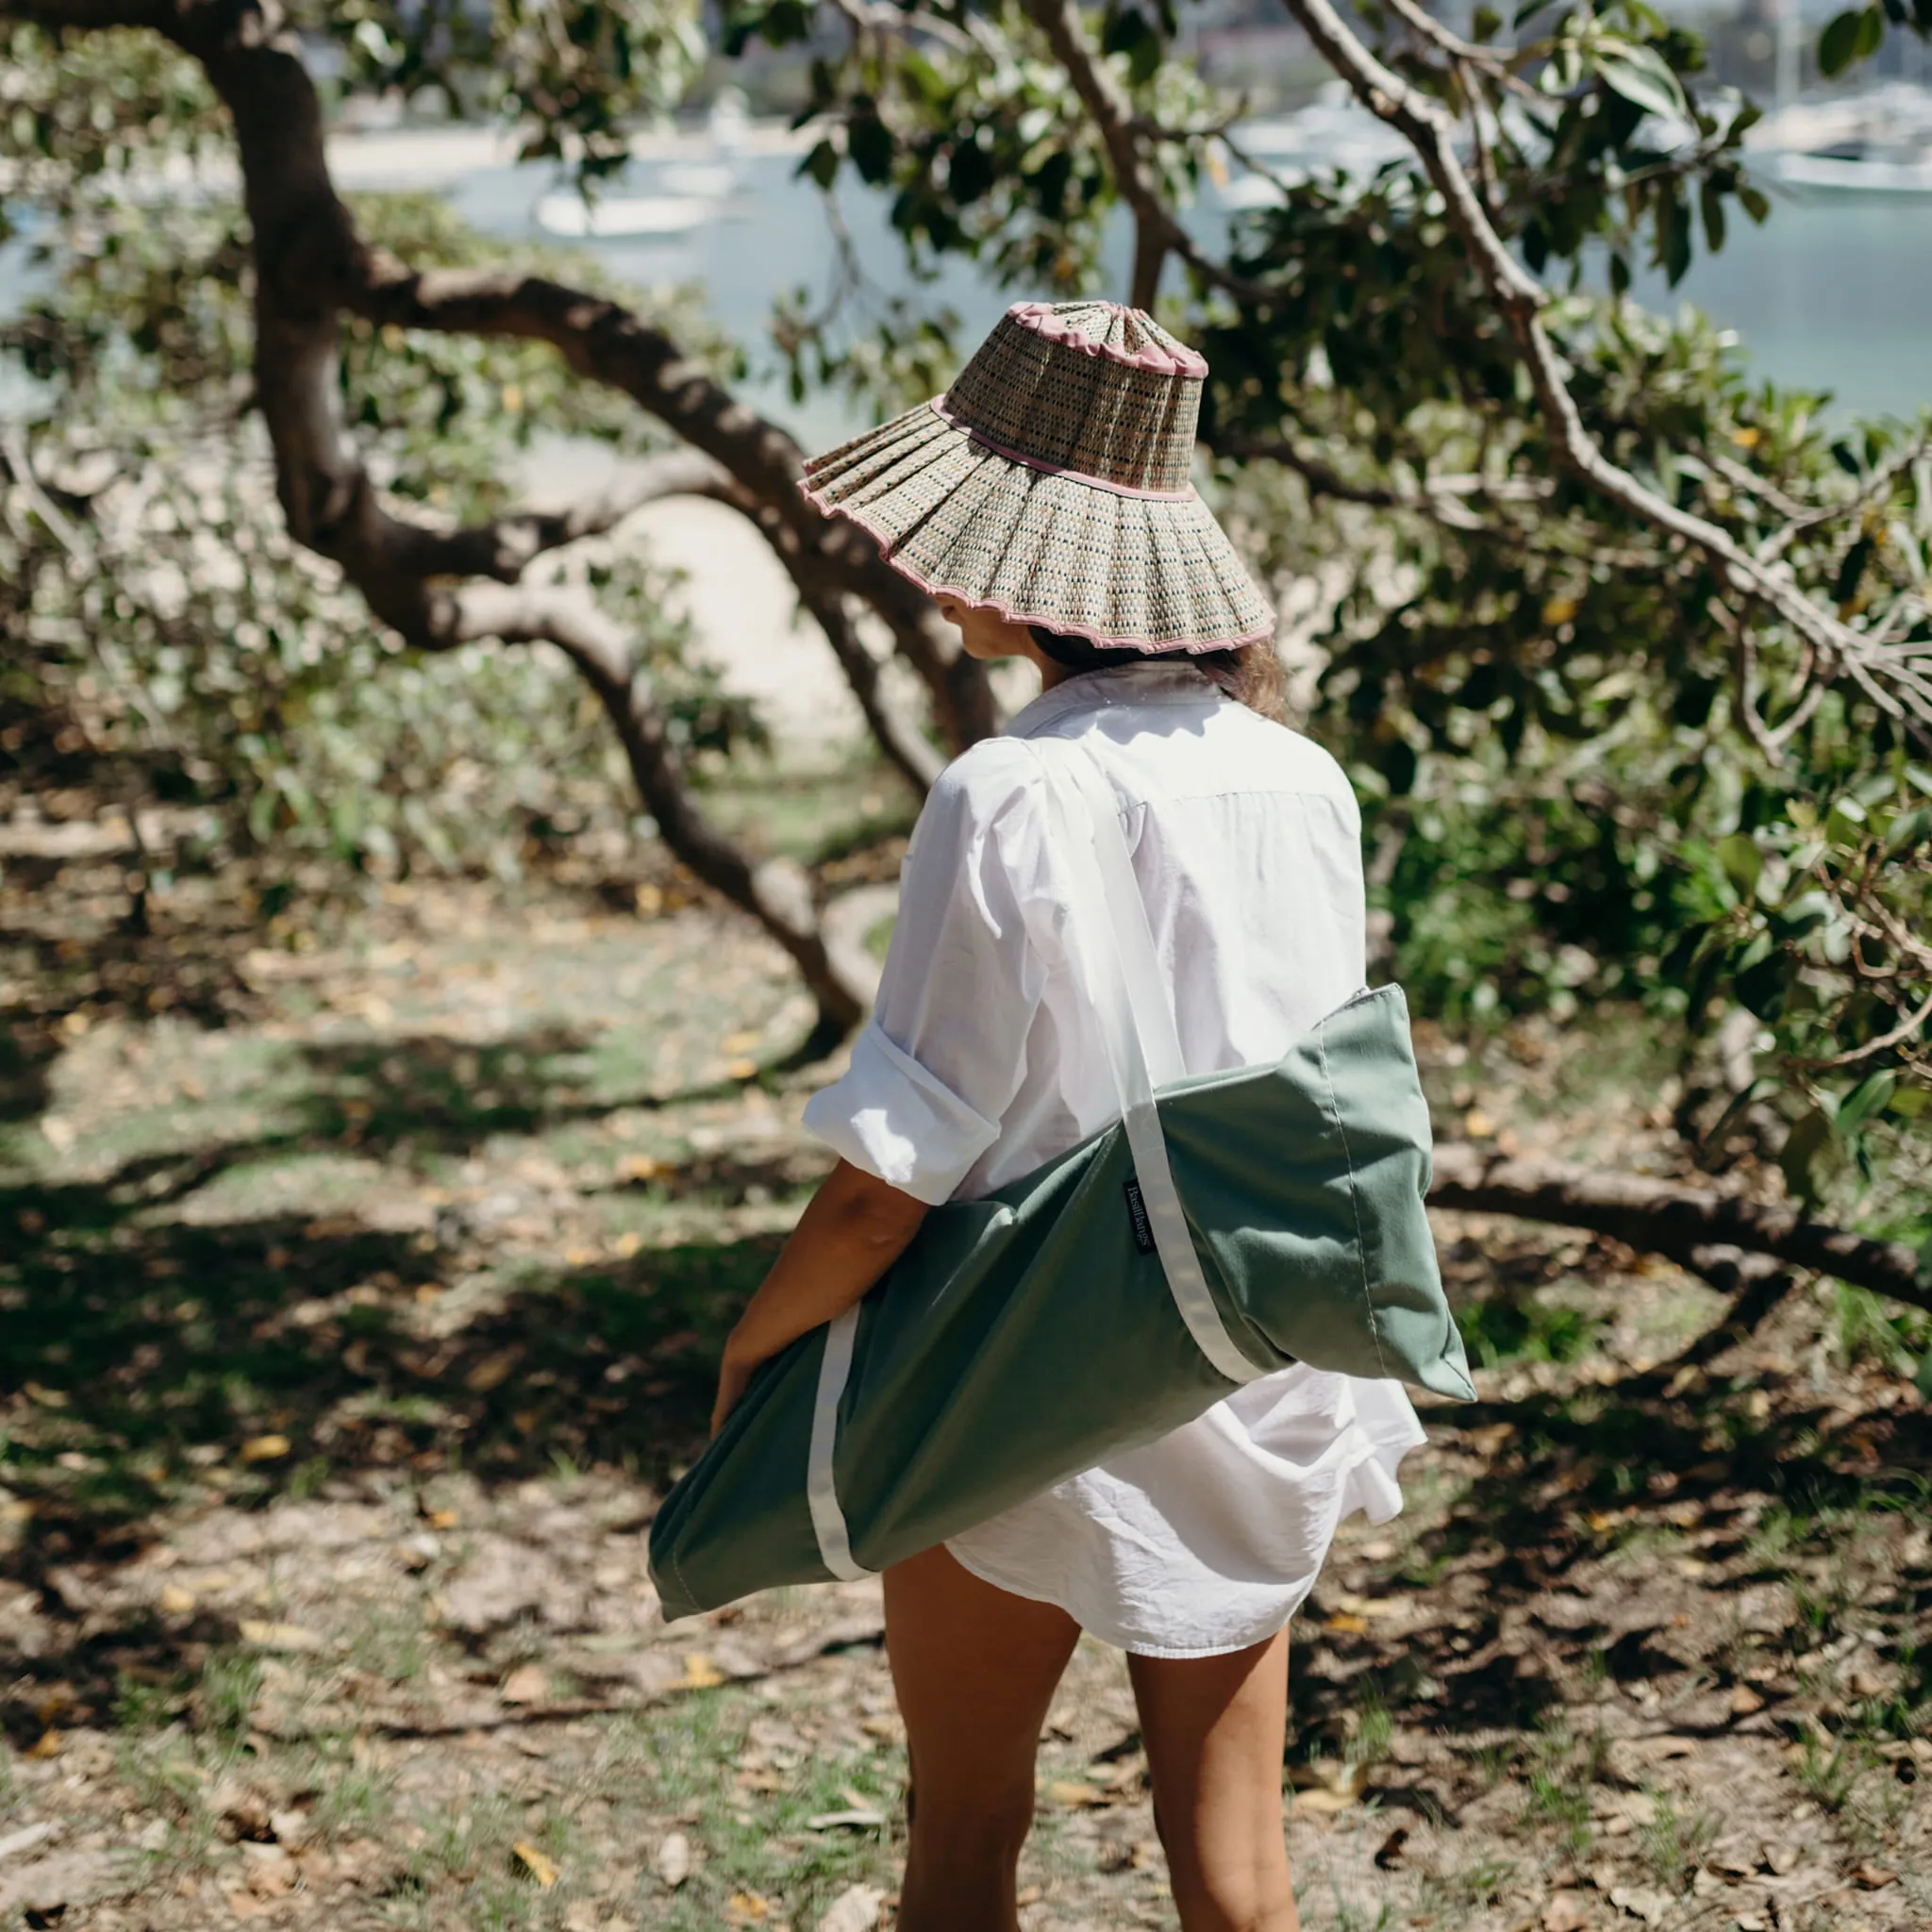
top-left (2, 843), bottom-right (1927, 1932)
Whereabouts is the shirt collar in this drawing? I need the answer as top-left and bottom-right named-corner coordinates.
top-left (1003, 659), bottom-right (1220, 739)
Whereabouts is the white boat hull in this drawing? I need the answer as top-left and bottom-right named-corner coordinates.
top-left (1766, 150), bottom-right (1932, 195)
top-left (535, 192), bottom-right (712, 239)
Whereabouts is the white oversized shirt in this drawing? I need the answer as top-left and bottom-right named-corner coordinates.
top-left (802, 659), bottom-right (1424, 1657)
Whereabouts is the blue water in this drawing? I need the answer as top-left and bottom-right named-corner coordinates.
top-left (4, 139), bottom-right (1927, 437)
top-left (438, 147), bottom-right (1932, 443)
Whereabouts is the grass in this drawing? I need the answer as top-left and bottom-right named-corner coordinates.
top-left (1639, 1793), bottom-right (1716, 1894)
top-left (1455, 1294), bottom-right (1599, 1371)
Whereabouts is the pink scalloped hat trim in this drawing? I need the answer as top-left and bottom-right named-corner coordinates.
top-left (1006, 300), bottom-right (1209, 378)
top-left (796, 477), bottom-right (1275, 657)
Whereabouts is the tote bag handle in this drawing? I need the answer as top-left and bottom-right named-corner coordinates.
top-left (1031, 741), bottom-right (1262, 1386)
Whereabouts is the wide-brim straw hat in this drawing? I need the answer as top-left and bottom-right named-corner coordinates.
top-left (800, 300), bottom-right (1274, 654)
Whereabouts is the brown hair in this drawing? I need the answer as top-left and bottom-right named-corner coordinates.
top-left (1028, 627), bottom-right (1287, 724)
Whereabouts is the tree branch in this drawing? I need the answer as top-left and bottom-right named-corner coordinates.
top-left (1, 0), bottom-right (902, 1043)
top-left (346, 257), bottom-right (996, 749)
top-left (1015, 0), bottom-right (1275, 308)
top-left (1429, 1143), bottom-right (1931, 1315)
top-left (445, 579), bottom-right (867, 1046)
top-left (391, 450), bottom-right (734, 582)
top-left (1210, 426), bottom-right (1553, 529)
top-left (1274, 0), bottom-right (1932, 738)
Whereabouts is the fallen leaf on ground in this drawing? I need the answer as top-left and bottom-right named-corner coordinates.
top-left (1324, 1612), bottom-right (1370, 1635)
top-left (656, 1832), bottom-right (691, 1889)
top-left (268, 1811), bottom-right (309, 1849)
top-left (237, 1621), bottom-right (325, 1653)
top-left (511, 1842), bottom-right (558, 1888)
top-left (805, 1808), bottom-right (884, 1831)
top-left (239, 1435), bottom-right (290, 1464)
top-left (1608, 1885), bottom-right (1669, 1924)
top-left (1045, 1780), bottom-right (1107, 1807)
top-left (0, 1823), bottom-right (55, 1861)
top-left (24, 1732), bottom-right (59, 1760)
top-left (158, 1585), bottom-right (197, 1616)
top-left (1333, 1592), bottom-right (1411, 1619)
top-left (1728, 1685), bottom-right (1765, 1716)
top-left (464, 1350), bottom-right (520, 1392)
top-left (1291, 1786), bottom-right (1358, 1815)
top-left (499, 1664), bottom-right (547, 1706)
top-left (1855, 1864), bottom-right (1898, 1890)
top-left (1374, 1826), bottom-right (1407, 1870)
top-left (724, 1893), bottom-right (772, 1924)
top-left (680, 1654), bottom-right (725, 1690)
top-left (817, 1884), bottom-right (883, 1932)
top-left (611, 1230), bottom-right (643, 1258)
top-left (1290, 1759), bottom-right (1366, 1800)
top-left (1541, 1895), bottom-right (1591, 1932)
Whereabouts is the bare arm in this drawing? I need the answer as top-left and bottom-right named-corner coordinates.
top-left (711, 1158), bottom-right (930, 1435)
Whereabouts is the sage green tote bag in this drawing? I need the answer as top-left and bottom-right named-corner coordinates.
top-left (648, 744), bottom-right (1471, 1621)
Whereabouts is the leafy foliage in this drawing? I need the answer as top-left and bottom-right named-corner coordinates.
top-left (1, 46), bottom-right (758, 892)
top-left (2, 0), bottom-right (1927, 1217)
top-left (719, 0), bottom-right (1932, 1201)
top-left (316, 0), bottom-right (708, 179)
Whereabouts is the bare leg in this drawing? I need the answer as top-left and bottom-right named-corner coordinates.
top-left (1129, 1628), bottom-right (1300, 1932)
top-left (883, 1543), bottom-right (1081, 1932)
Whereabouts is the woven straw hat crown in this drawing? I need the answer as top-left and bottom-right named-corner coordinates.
top-left (801, 300), bottom-right (1273, 655)
top-left (941, 301), bottom-right (1206, 495)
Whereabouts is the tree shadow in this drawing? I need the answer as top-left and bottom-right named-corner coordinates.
top-left (1290, 1382), bottom-right (1930, 1762)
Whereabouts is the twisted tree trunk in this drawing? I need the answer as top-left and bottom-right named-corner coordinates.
top-left (5, 0), bottom-right (994, 1047)
top-left (1430, 1144), bottom-right (1930, 1316)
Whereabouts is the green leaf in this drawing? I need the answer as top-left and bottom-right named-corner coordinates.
top-left (803, 138), bottom-right (839, 190)
top-left (1856, 2), bottom-right (1889, 55)
top-left (1699, 178), bottom-right (1726, 255)
top-left (1780, 1107), bottom-right (1844, 1207)
top-left (847, 110), bottom-right (893, 186)
top-left (1658, 189), bottom-right (1692, 286)
top-left (1716, 831), bottom-right (1763, 895)
top-left (1884, 805), bottom-right (1932, 856)
top-left (1834, 1068), bottom-right (1897, 1139)
top-left (1596, 46), bottom-right (1688, 122)
top-left (1819, 7), bottom-right (1869, 75)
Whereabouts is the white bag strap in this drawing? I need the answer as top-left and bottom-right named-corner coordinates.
top-left (806, 1304), bottom-right (869, 1580)
top-left (1033, 740), bottom-right (1260, 1387)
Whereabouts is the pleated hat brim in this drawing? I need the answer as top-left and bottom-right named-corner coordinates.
top-left (800, 399), bottom-right (1274, 655)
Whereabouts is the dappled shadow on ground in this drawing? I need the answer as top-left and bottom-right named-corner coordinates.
top-left (2, 1177), bottom-right (771, 1744)
top-left (1287, 1371), bottom-right (1930, 1827)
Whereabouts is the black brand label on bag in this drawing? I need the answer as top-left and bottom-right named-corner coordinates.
top-left (1123, 1178), bottom-right (1156, 1255)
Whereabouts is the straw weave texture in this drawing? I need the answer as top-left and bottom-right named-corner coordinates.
top-left (800, 301), bottom-right (1274, 653)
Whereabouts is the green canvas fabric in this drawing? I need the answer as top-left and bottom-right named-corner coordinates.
top-left (648, 985), bottom-right (1471, 1622)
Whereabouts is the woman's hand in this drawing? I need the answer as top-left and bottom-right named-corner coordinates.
top-left (709, 1337), bottom-right (758, 1439)
top-left (701, 1160), bottom-right (929, 1443)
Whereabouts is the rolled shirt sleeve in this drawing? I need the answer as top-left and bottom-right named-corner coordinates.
top-left (803, 741), bottom-right (1051, 1206)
